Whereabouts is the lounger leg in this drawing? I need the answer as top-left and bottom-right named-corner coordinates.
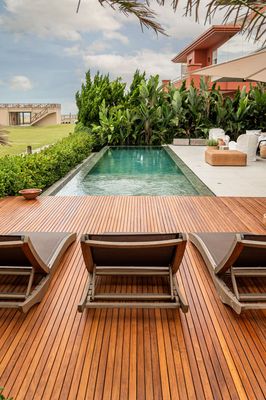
top-left (78, 273), bottom-right (93, 312)
top-left (25, 268), bottom-right (35, 297)
top-left (231, 269), bottom-right (240, 300)
top-left (169, 267), bottom-right (174, 300)
top-left (173, 275), bottom-right (188, 313)
top-left (20, 275), bottom-right (51, 313)
top-left (91, 267), bottom-right (96, 300)
top-left (213, 276), bottom-right (242, 314)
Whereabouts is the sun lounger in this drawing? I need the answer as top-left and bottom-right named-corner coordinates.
top-left (0, 231), bottom-right (76, 312)
top-left (78, 233), bottom-right (188, 312)
top-left (189, 232), bottom-right (266, 313)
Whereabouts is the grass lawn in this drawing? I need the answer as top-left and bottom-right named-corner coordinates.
top-left (0, 124), bottom-right (74, 156)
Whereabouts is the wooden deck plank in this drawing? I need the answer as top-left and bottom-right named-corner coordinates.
top-left (0, 196), bottom-right (265, 400)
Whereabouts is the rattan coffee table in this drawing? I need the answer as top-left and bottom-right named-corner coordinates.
top-left (205, 149), bottom-right (247, 166)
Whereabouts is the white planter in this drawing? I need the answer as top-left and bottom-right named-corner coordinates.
top-left (190, 138), bottom-right (207, 146)
top-left (173, 138), bottom-right (189, 146)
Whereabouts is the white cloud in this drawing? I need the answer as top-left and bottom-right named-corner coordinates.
top-left (150, 1), bottom-right (206, 39)
top-left (64, 45), bottom-right (82, 57)
top-left (64, 39), bottom-right (114, 58)
top-left (10, 75), bottom-right (33, 91)
top-left (0, 0), bottom-right (126, 41)
top-left (0, 0), bottom-right (234, 44)
top-left (88, 40), bottom-right (111, 53)
top-left (147, 0), bottom-right (243, 39)
top-left (83, 49), bottom-right (180, 83)
top-left (103, 31), bottom-right (129, 45)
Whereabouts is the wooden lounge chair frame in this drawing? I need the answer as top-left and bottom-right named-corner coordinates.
top-left (78, 233), bottom-right (188, 312)
top-left (189, 232), bottom-right (266, 314)
top-left (0, 232), bottom-right (76, 312)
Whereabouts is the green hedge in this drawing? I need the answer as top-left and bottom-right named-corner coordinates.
top-left (0, 131), bottom-right (94, 197)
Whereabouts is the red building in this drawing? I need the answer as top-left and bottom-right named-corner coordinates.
top-left (167, 25), bottom-right (257, 94)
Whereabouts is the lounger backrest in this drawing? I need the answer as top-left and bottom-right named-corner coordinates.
top-left (0, 234), bottom-right (49, 273)
top-left (0, 235), bottom-right (31, 266)
top-left (82, 233), bottom-right (186, 273)
top-left (233, 234), bottom-right (266, 268)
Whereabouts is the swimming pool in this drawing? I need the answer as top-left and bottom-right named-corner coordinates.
top-left (55, 146), bottom-right (212, 196)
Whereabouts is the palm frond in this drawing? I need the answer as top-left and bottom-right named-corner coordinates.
top-left (76, 0), bottom-right (265, 42)
top-left (79, 0), bottom-right (166, 35)
top-left (201, 1), bottom-right (266, 43)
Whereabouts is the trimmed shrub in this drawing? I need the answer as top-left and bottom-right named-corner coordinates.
top-left (0, 131), bottom-right (94, 197)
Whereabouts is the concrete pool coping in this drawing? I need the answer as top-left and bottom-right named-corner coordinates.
top-left (169, 145), bottom-right (266, 197)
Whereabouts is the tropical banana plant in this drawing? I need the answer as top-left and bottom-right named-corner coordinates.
top-left (226, 88), bottom-right (251, 139)
top-left (77, 69), bottom-right (266, 147)
top-left (136, 76), bottom-right (165, 144)
top-left (246, 84), bottom-right (266, 129)
top-left (182, 85), bottom-right (210, 141)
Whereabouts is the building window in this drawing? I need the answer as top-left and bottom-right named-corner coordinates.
top-left (212, 49), bottom-right (217, 64)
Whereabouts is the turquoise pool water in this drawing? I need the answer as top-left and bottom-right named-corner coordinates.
top-left (56, 147), bottom-right (200, 196)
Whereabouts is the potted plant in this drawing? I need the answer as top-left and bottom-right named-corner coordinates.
top-left (207, 139), bottom-right (219, 150)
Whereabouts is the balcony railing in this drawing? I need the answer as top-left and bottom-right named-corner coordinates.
top-left (0, 103), bottom-right (60, 109)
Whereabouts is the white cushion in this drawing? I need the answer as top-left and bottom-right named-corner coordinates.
top-left (236, 134), bottom-right (258, 162)
top-left (228, 141), bottom-right (237, 150)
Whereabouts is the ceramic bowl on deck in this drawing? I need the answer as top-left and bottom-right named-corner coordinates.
top-left (19, 188), bottom-right (42, 200)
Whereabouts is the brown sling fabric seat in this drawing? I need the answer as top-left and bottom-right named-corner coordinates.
top-left (78, 233), bottom-right (188, 312)
top-left (0, 231), bottom-right (76, 312)
top-left (189, 232), bottom-right (266, 314)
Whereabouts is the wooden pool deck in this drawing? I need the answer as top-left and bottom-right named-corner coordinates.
top-left (0, 196), bottom-right (265, 400)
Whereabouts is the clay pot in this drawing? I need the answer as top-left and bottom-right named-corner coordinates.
top-left (207, 146), bottom-right (219, 151)
top-left (19, 188), bottom-right (42, 200)
top-left (260, 145), bottom-right (266, 159)
top-left (218, 138), bottom-right (225, 146)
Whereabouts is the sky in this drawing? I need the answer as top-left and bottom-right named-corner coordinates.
top-left (0, 0), bottom-right (262, 114)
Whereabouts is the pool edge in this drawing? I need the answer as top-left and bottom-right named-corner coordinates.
top-left (164, 145), bottom-right (215, 196)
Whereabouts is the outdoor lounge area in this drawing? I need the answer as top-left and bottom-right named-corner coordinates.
top-left (0, 195), bottom-right (265, 399)
top-left (170, 145), bottom-right (266, 196)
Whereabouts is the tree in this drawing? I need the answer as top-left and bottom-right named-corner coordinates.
top-left (77, 1), bottom-right (265, 42)
top-left (75, 71), bottom-right (126, 126)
